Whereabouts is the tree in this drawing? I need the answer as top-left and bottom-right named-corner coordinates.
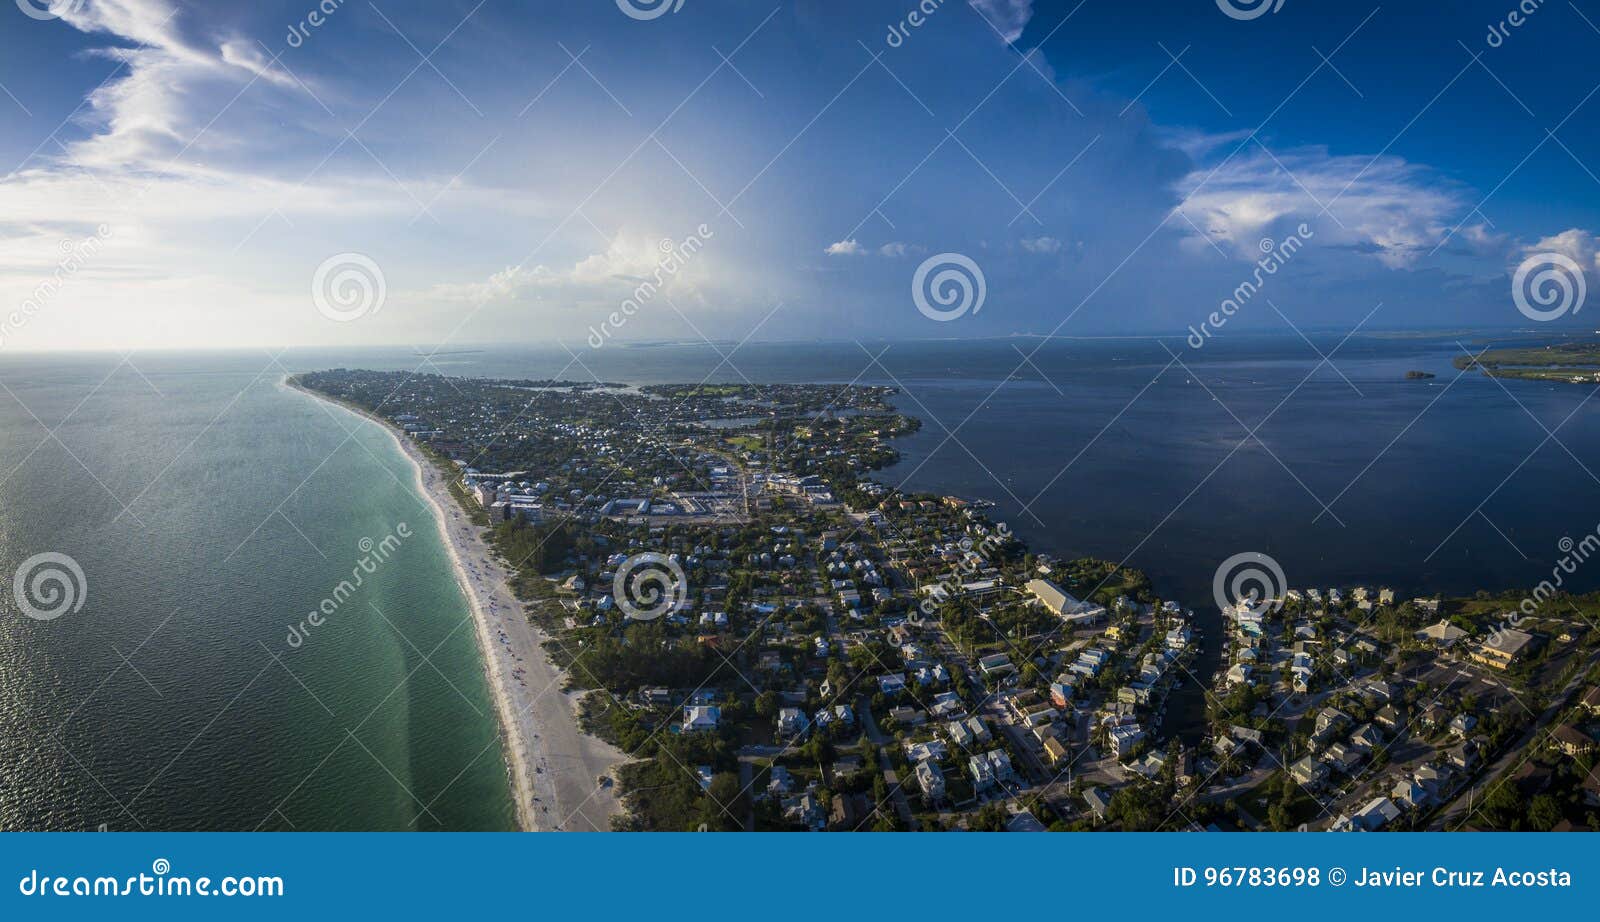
top-left (1528, 794), bottom-right (1563, 832)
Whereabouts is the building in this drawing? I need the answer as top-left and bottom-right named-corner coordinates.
top-left (1470, 629), bottom-right (1540, 670)
top-left (682, 705), bottom-right (721, 732)
top-left (968, 749), bottom-right (1016, 792)
top-left (1415, 620), bottom-right (1468, 649)
top-left (776, 707), bottom-right (809, 739)
top-left (914, 760), bottom-right (946, 802)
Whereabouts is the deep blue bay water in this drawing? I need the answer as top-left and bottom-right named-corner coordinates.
top-left (1, 332), bottom-right (1596, 827)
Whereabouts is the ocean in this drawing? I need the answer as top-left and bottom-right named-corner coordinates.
top-left (2, 332), bottom-right (1596, 828)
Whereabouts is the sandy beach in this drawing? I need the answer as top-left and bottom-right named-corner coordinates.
top-left (286, 377), bottom-right (626, 832)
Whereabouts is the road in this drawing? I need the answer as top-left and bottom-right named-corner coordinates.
top-left (858, 699), bottom-right (920, 830)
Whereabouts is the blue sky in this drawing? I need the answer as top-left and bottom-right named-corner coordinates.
top-left (0, 0), bottom-right (1597, 350)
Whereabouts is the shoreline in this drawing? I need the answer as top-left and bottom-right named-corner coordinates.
top-left (283, 376), bottom-right (626, 832)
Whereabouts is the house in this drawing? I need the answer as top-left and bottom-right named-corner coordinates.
top-left (1314, 707), bottom-right (1350, 738)
top-left (1445, 739), bottom-right (1480, 771)
top-left (878, 673), bottom-right (908, 695)
top-left (776, 707), bottom-right (809, 739)
top-left (1448, 713), bottom-right (1478, 738)
top-left (1083, 787), bottom-right (1112, 821)
top-left (929, 690), bottom-right (963, 718)
top-left (783, 792), bottom-right (826, 831)
top-left (831, 755), bottom-right (864, 779)
top-left (682, 705), bottom-right (721, 732)
top-left (1350, 724), bottom-right (1383, 750)
top-left (1109, 724), bottom-right (1146, 758)
top-left (1391, 777), bottom-right (1430, 811)
top-left (1552, 724), bottom-right (1596, 757)
top-left (888, 705), bottom-right (926, 726)
top-left (914, 760), bottom-right (946, 802)
top-left (1043, 736), bottom-right (1070, 767)
top-left (828, 793), bottom-right (871, 831)
top-left (968, 749), bottom-right (1016, 792)
top-left (767, 765), bottom-right (795, 796)
top-left (978, 653), bottom-right (1015, 677)
top-left (904, 739), bottom-right (949, 764)
top-left (1290, 756), bottom-right (1329, 789)
top-left (1349, 796), bottom-right (1401, 831)
top-left (1327, 741), bottom-right (1367, 773)
top-left (1006, 810), bottom-right (1047, 833)
top-left (1415, 620), bottom-right (1468, 649)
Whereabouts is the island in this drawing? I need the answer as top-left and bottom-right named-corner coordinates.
top-left (1454, 342), bottom-right (1600, 383)
top-left (290, 369), bottom-right (1600, 832)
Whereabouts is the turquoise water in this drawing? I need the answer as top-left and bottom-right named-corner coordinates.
top-left (0, 353), bottom-right (514, 831)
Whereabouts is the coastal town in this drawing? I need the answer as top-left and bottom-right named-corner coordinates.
top-left (295, 369), bottom-right (1600, 832)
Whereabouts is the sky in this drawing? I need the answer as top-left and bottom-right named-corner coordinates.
top-left (0, 0), bottom-right (1598, 351)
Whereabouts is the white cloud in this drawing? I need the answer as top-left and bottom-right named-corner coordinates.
top-left (1523, 228), bottom-right (1600, 271)
top-left (1173, 145), bottom-right (1489, 268)
top-left (1020, 236), bottom-right (1062, 254)
top-left (825, 239), bottom-right (867, 256)
top-left (877, 241), bottom-right (923, 257)
top-left (55, 0), bottom-right (296, 170)
top-left (970, 0), bottom-right (1035, 43)
top-left (433, 233), bottom-right (709, 307)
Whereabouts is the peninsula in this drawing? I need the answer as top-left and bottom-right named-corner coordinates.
top-left (292, 369), bottom-right (1600, 833)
